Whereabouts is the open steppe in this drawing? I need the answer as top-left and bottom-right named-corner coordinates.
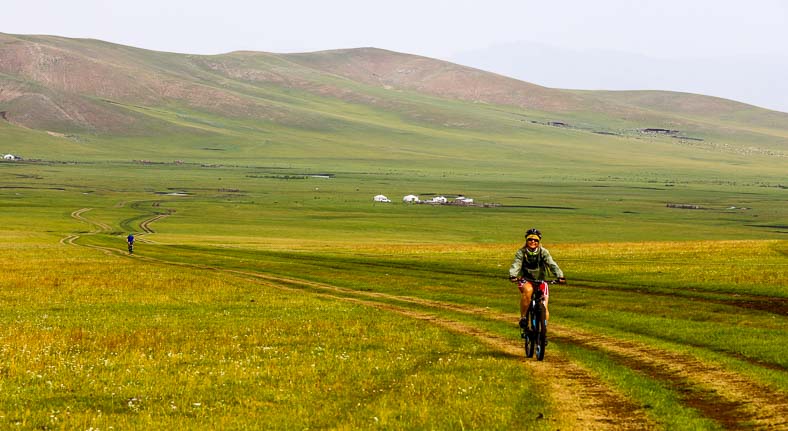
top-left (0, 159), bottom-right (785, 429)
top-left (1, 33), bottom-right (787, 429)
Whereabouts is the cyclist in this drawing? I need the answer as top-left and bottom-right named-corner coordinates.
top-left (509, 228), bottom-right (566, 327)
top-left (127, 233), bottom-right (135, 254)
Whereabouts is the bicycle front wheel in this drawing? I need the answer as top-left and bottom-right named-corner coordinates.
top-left (535, 303), bottom-right (547, 361)
top-left (524, 310), bottom-right (535, 358)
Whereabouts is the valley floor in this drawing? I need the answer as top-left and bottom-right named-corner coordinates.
top-left (1, 207), bottom-right (784, 430)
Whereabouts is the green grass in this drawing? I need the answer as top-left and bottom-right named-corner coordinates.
top-left (557, 343), bottom-right (723, 431)
top-left (0, 158), bottom-right (786, 428)
top-left (2, 65), bottom-right (788, 428)
top-left (0, 241), bottom-right (552, 430)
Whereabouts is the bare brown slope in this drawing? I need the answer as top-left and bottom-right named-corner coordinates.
top-left (584, 89), bottom-right (788, 133)
top-left (279, 48), bottom-right (788, 142)
top-left (281, 47), bottom-right (591, 112)
top-left (0, 33), bottom-right (160, 132)
top-left (3, 33), bottom-right (787, 140)
top-left (0, 34), bottom-right (159, 101)
top-left (0, 34), bottom-right (299, 132)
top-left (0, 34), bottom-right (615, 133)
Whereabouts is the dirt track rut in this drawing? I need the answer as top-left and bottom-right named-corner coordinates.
top-left (65, 208), bottom-right (788, 429)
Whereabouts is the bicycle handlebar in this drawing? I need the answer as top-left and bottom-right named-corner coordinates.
top-left (509, 277), bottom-right (566, 285)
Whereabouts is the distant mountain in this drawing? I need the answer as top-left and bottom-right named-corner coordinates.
top-left (1, 32), bottom-right (786, 170)
top-left (280, 47), bottom-right (586, 112)
top-left (2, 33), bottom-right (785, 133)
top-left (450, 40), bottom-right (788, 114)
top-left (0, 34), bottom-right (586, 134)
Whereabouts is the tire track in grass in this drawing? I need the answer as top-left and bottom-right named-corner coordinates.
top-left (67, 203), bottom-right (170, 247)
top-left (60, 208), bottom-right (112, 252)
top-left (63, 211), bottom-right (652, 430)
top-left (548, 328), bottom-right (788, 430)
top-left (133, 201), bottom-right (171, 244)
top-left (219, 273), bottom-right (788, 429)
top-left (66, 208), bottom-right (111, 234)
top-left (332, 279), bottom-right (788, 430)
top-left (139, 214), bottom-right (168, 234)
top-left (64, 206), bottom-right (167, 253)
top-left (243, 276), bottom-right (655, 430)
top-left (137, 212), bottom-right (169, 244)
top-left (573, 283), bottom-right (788, 316)
top-left (225, 250), bottom-right (788, 316)
top-left (65, 210), bottom-right (788, 429)
top-left (66, 244), bottom-right (654, 429)
top-left (361, 303), bottom-right (656, 430)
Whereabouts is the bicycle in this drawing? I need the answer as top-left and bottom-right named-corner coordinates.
top-left (516, 279), bottom-right (558, 361)
top-left (128, 242), bottom-right (134, 254)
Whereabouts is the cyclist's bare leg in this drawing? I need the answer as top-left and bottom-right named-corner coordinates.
top-left (544, 296), bottom-right (549, 321)
top-left (518, 281), bottom-right (533, 318)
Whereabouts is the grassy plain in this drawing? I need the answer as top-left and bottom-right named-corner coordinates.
top-left (2, 34), bottom-right (787, 428)
top-left (1, 155), bottom-right (786, 429)
top-left (1, 239), bottom-right (550, 430)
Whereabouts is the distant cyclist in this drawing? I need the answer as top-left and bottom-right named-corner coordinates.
top-left (127, 233), bottom-right (135, 254)
top-left (509, 228), bottom-right (566, 326)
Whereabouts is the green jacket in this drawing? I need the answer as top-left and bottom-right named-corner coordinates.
top-left (509, 245), bottom-right (564, 281)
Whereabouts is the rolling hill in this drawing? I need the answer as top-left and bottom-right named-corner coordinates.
top-left (1, 32), bottom-right (786, 180)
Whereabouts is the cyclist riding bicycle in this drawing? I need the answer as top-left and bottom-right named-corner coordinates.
top-left (127, 233), bottom-right (135, 253)
top-left (509, 228), bottom-right (566, 327)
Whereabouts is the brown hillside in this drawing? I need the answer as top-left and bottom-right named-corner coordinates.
top-left (586, 90), bottom-right (788, 131)
top-left (0, 34), bottom-right (299, 132)
top-left (0, 35), bottom-right (150, 100)
top-left (1, 34), bottom-right (609, 134)
top-left (2, 33), bottom-right (787, 138)
top-left (281, 48), bottom-right (588, 112)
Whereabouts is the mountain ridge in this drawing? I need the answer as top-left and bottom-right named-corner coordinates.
top-left (450, 40), bottom-right (788, 115)
top-left (3, 33), bottom-right (787, 134)
top-left (1, 32), bottom-right (786, 172)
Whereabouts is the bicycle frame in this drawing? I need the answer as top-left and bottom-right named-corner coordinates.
top-left (519, 280), bottom-right (551, 361)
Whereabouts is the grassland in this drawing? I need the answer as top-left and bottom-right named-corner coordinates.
top-left (0, 155), bottom-right (786, 429)
top-left (3, 239), bottom-right (556, 430)
top-left (1, 34), bottom-right (787, 429)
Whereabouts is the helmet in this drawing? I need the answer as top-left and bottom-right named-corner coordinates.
top-left (525, 228), bottom-right (542, 240)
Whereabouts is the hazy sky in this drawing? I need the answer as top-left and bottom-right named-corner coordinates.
top-left (5, 0), bottom-right (788, 112)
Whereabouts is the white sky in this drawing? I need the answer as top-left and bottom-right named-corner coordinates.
top-left (5, 0), bottom-right (788, 112)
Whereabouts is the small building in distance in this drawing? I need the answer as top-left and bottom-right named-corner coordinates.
top-left (373, 194), bottom-right (391, 203)
top-left (402, 194), bottom-right (419, 203)
top-left (426, 196), bottom-right (447, 204)
top-left (3, 154), bottom-right (19, 161)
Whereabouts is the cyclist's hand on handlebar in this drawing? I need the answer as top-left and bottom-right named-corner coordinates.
top-left (557, 277), bottom-right (567, 285)
top-left (509, 275), bottom-right (520, 283)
